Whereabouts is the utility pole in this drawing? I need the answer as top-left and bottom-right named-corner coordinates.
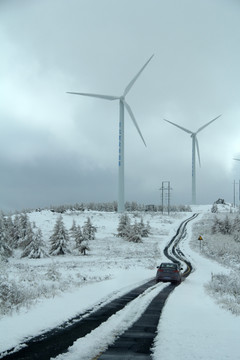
top-left (159, 181), bottom-right (172, 215)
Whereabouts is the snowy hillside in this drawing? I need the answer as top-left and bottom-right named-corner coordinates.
top-left (0, 205), bottom-right (239, 359)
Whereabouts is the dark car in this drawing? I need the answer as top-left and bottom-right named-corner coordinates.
top-left (156, 262), bottom-right (183, 285)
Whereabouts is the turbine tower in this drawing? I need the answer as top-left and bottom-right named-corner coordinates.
top-left (163, 115), bottom-right (222, 205)
top-left (67, 55), bottom-right (154, 213)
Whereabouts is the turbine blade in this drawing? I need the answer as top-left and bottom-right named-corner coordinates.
top-left (123, 54), bottom-right (154, 97)
top-left (66, 92), bottom-right (119, 100)
top-left (123, 100), bottom-right (147, 147)
top-left (196, 137), bottom-right (201, 167)
top-left (196, 114), bottom-right (222, 133)
top-left (163, 119), bottom-right (193, 134)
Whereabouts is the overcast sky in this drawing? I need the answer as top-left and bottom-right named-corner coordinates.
top-left (1, 0), bottom-right (240, 212)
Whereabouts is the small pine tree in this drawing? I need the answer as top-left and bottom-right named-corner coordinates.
top-left (49, 216), bottom-right (70, 255)
top-left (12, 215), bottom-right (21, 248)
top-left (137, 217), bottom-right (151, 237)
top-left (21, 229), bottom-right (48, 259)
top-left (142, 220), bottom-right (151, 237)
top-left (0, 214), bottom-right (12, 259)
top-left (70, 219), bottom-right (77, 236)
top-left (127, 221), bottom-right (143, 243)
top-left (4, 216), bottom-right (15, 247)
top-left (117, 214), bottom-right (131, 238)
top-left (19, 213), bottom-right (29, 241)
top-left (74, 225), bottom-right (84, 253)
top-left (80, 240), bottom-right (90, 255)
top-left (82, 217), bottom-right (97, 241)
top-left (20, 221), bottom-right (34, 249)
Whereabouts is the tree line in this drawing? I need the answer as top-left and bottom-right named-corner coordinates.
top-left (9, 201), bottom-right (191, 215)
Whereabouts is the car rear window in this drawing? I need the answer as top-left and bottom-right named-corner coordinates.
top-left (160, 263), bottom-right (177, 269)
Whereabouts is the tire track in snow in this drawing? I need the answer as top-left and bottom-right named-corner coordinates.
top-left (53, 282), bottom-right (169, 360)
top-left (0, 280), bottom-right (156, 360)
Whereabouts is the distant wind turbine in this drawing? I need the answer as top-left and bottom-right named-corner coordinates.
top-left (163, 115), bottom-right (222, 205)
top-left (67, 55), bottom-right (154, 212)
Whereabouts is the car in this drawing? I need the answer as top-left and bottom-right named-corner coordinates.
top-left (156, 262), bottom-right (183, 285)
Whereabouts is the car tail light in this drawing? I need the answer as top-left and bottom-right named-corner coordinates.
top-left (158, 269), bottom-right (164, 272)
top-left (174, 270), bottom-right (179, 273)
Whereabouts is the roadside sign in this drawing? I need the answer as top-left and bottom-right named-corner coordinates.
top-left (198, 236), bottom-right (203, 241)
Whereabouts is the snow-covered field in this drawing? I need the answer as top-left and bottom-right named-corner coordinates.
top-left (0, 205), bottom-right (239, 359)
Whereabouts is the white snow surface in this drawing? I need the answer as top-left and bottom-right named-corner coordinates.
top-left (0, 206), bottom-right (239, 360)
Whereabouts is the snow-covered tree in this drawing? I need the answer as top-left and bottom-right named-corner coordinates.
top-left (0, 270), bottom-right (24, 314)
top-left (12, 215), bottom-right (21, 248)
top-left (4, 216), bottom-right (15, 241)
top-left (20, 221), bottom-right (34, 250)
top-left (74, 225), bottom-right (84, 252)
top-left (82, 217), bottom-right (97, 241)
top-left (127, 221), bottom-right (143, 243)
top-left (0, 214), bottom-right (12, 259)
top-left (19, 213), bottom-right (29, 240)
top-left (70, 219), bottom-right (77, 236)
top-left (117, 214), bottom-right (131, 238)
top-left (49, 216), bottom-right (70, 255)
top-left (79, 240), bottom-right (90, 255)
top-left (21, 229), bottom-right (48, 259)
top-left (72, 224), bottom-right (90, 255)
top-left (137, 217), bottom-right (151, 237)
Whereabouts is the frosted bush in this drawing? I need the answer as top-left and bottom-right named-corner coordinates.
top-left (0, 268), bottom-right (27, 315)
top-left (205, 271), bottom-right (240, 315)
top-left (192, 214), bottom-right (240, 315)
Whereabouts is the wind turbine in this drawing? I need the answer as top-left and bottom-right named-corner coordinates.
top-left (163, 114), bottom-right (222, 205)
top-left (67, 55), bottom-right (154, 213)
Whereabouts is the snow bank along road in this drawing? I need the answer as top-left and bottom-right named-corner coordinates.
top-left (1, 214), bottom-right (198, 360)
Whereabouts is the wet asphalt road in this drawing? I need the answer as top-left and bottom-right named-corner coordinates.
top-left (97, 284), bottom-right (176, 360)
